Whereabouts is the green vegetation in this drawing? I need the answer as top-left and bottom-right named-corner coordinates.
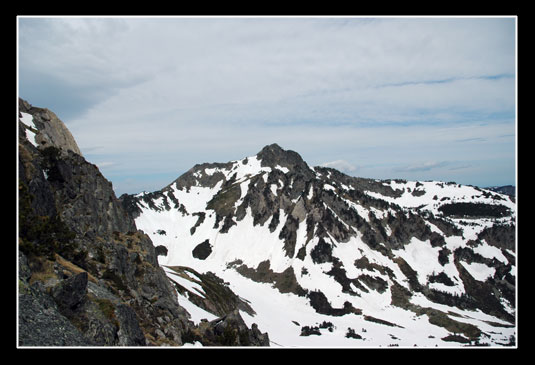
top-left (19, 182), bottom-right (76, 260)
top-left (94, 297), bottom-right (117, 323)
top-left (438, 202), bottom-right (510, 218)
top-left (40, 146), bottom-right (64, 183)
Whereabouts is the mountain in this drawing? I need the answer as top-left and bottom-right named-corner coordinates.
top-left (18, 98), bottom-right (268, 347)
top-left (18, 97), bottom-right (516, 347)
top-left (123, 143), bottom-right (517, 347)
top-left (486, 185), bottom-right (515, 198)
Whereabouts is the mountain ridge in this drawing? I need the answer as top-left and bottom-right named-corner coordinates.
top-left (125, 141), bottom-right (516, 347)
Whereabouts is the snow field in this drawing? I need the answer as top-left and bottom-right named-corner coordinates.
top-left (366, 180), bottom-right (516, 218)
top-left (133, 159), bottom-right (516, 347)
top-left (20, 112), bottom-right (39, 147)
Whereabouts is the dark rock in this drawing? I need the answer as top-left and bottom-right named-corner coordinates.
top-left (18, 280), bottom-right (91, 346)
top-left (51, 271), bottom-right (88, 312)
top-left (310, 237), bottom-right (333, 264)
top-left (192, 239), bottom-right (212, 260)
top-left (201, 309), bottom-right (269, 346)
top-left (232, 260), bottom-right (307, 297)
top-left (345, 328), bottom-right (363, 339)
top-left (155, 245), bottom-right (168, 257)
top-left (307, 290), bottom-right (359, 316)
top-left (18, 98), bottom-right (197, 347)
top-left (300, 325), bottom-right (321, 336)
top-left (115, 304), bottom-right (146, 346)
top-left (19, 252), bottom-right (32, 283)
top-left (257, 143), bottom-right (313, 178)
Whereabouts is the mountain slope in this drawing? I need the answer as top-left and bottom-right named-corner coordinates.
top-left (125, 143), bottom-right (516, 347)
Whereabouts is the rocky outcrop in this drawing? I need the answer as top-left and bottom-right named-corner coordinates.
top-left (18, 252), bottom-right (89, 346)
top-left (19, 98), bottom-right (82, 156)
top-left (183, 310), bottom-right (269, 346)
top-left (18, 98), bottom-right (269, 347)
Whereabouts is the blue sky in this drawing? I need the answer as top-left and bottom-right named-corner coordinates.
top-left (18, 16), bottom-right (516, 195)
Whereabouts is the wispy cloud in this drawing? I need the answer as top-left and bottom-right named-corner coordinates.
top-left (320, 160), bottom-right (358, 174)
top-left (455, 137), bottom-right (487, 143)
top-left (395, 161), bottom-right (450, 173)
top-left (18, 16), bottom-right (516, 194)
top-left (95, 161), bottom-right (117, 169)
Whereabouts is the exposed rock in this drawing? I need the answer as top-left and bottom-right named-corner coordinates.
top-left (18, 279), bottom-right (91, 346)
top-left (19, 98), bottom-right (82, 156)
top-left (199, 309), bottom-right (270, 346)
top-left (167, 266), bottom-right (256, 318)
top-left (192, 239), bottom-right (212, 260)
top-left (115, 304), bottom-right (146, 346)
top-left (50, 271), bottom-right (88, 313)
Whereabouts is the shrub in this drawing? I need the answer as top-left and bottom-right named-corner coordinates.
top-left (19, 183), bottom-right (76, 260)
top-left (438, 203), bottom-right (510, 218)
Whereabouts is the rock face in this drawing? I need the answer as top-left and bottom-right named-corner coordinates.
top-left (19, 98), bottom-right (82, 156)
top-left (18, 98), bottom-right (269, 347)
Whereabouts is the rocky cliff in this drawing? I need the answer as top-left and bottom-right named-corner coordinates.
top-left (17, 98), bottom-right (269, 347)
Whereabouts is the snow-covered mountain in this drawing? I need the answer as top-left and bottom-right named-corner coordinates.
top-left (123, 143), bottom-right (516, 347)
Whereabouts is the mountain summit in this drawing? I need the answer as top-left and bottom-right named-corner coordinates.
top-left (125, 143), bottom-right (516, 347)
top-left (256, 143), bottom-right (312, 174)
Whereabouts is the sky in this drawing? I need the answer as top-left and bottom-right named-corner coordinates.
top-left (17, 16), bottom-right (516, 196)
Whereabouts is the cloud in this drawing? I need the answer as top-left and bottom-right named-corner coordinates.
top-left (320, 160), bottom-right (358, 174)
top-left (395, 161), bottom-right (450, 173)
top-left (95, 161), bottom-right (117, 169)
top-left (18, 16), bottom-right (516, 195)
top-left (393, 160), bottom-right (475, 175)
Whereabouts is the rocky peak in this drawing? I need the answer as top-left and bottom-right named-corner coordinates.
top-left (256, 143), bottom-right (312, 176)
top-left (19, 98), bottom-right (82, 156)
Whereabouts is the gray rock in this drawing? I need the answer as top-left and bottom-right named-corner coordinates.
top-left (18, 280), bottom-right (90, 346)
top-left (115, 304), bottom-right (146, 346)
top-left (207, 309), bottom-right (270, 346)
top-left (19, 98), bottom-right (82, 156)
top-left (51, 271), bottom-right (88, 311)
top-left (18, 252), bottom-right (31, 283)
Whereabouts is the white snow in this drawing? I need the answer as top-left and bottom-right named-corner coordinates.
top-left (307, 185), bottom-right (314, 200)
top-left (393, 238), bottom-right (441, 285)
top-left (324, 184), bottom-right (335, 192)
top-left (460, 261), bottom-right (495, 282)
top-left (229, 155), bottom-right (272, 181)
top-left (365, 180), bottom-right (516, 220)
top-left (204, 167), bottom-right (218, 176)
top-left (472, 242), bottom-right (508, 264)
top-left (270, 184), bottom-right (278, 196)
top-left (20, 112), bottom-right (39, 147)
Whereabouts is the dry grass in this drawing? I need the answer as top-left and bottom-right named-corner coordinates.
top-left (28, 258), bottom-right (57, 285)
top-left (55, 253), bottom-right (98, 283)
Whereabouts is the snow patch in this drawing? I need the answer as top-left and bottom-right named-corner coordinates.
top-left (460, 261), bottom-right (495, 282)
top-left (20, 112), bottom-right (39, 147)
